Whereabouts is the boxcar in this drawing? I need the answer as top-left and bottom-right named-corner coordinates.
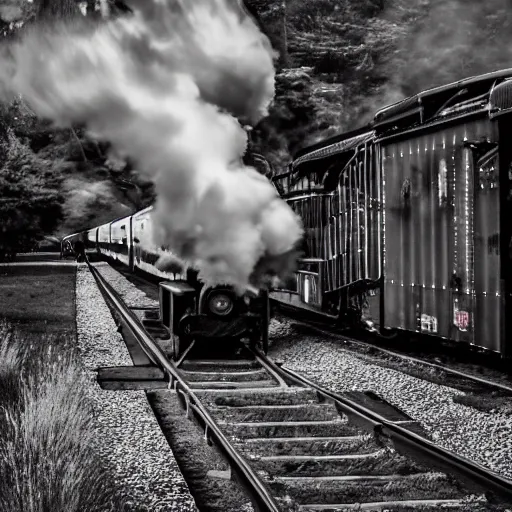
top-left (375, 69), bottom-right (512, 354)
top-left (271, 68), bottom-right (512, 356)
top-left (271, 128), bottom-right (382, 327)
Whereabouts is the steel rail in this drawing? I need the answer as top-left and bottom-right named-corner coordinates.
top-left (86, 259), bottom-right (281, 512)
top-left (276, 313), bottom-right (512, 395)
top-left (254, 349), bottom-right (512, 503)
top-left (86, 258), bottom-right (512, 505)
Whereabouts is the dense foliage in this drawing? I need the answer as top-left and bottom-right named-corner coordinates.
top-left (0, 128), bottom-right (62, 260)
top-left (249, 0), bottom-right (512, 170)
top-left (2, 0), bottom-right (512, 254)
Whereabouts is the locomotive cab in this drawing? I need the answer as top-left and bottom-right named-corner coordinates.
top-left (158, 269), bottom-right (270, 360)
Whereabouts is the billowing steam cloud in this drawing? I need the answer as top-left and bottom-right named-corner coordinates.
top-left (0, 0), bottom-right (303, 292)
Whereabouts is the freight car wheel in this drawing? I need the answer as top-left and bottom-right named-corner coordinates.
top-left (377, 327), bottom-right (398, 340)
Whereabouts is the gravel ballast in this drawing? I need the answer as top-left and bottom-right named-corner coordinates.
top-left (84, 262), bottom-right (512, 491)
top-left (269, 318), bottom-right (512, 480)
top-left (85, 263), bottom-right (258, 510)
top-left (94, 262), bottom-right (159, 308)
top-left (76, 265), bottom-right (197, 511)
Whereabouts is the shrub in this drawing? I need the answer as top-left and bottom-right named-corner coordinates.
top-left (0, 323), bottom-right (126, 512)
top-left (0, 130), bottom-right (64, 261)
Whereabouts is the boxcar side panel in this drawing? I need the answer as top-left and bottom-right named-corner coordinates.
top-left (98, 223), bottom-right (110, 255)
top-left (497, 117), bottom-right (512, 356)
top-left (325, 146), bottom-right (381, 291)
top-left (110, 217), bottom-right (130, 266)
top-left (382, 117), bottom-right (494, 348)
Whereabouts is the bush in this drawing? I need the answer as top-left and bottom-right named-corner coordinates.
top-left (0, 322), bottom-right (126, 512)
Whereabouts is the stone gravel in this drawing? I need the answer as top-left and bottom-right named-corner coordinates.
top-left (83, 262), bottom-right (512, 488)
top-left (95, 262), bottom-right (159, 308)
top-left (76, 265), bottom-right (197, 511)
top-left (268, 318), bottom-right (512, 480)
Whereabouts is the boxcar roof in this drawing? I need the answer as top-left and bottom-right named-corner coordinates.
top-left (62, 232), bottom-right (80, 242)
top-left (289, 69), bottom-right (512, 168)
top-left (132, 205), bottom-right (154, 218)
top-left (292, 130), bottom-right (374, 169)
top-left (374, 68), bottom-right (512, 128)
top-left (293, 124), bottom-right (372, 160)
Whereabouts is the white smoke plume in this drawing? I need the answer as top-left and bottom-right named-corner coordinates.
top-left (0, 0), bottom-right (303, 292)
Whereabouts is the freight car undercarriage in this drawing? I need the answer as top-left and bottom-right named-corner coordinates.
top-left (271, 257), bottom-right (382, 332)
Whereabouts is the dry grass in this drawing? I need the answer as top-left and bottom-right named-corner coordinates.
top-left (0, 321), bottom-right (126, 512)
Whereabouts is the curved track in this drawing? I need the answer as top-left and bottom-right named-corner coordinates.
top-left (87, 260), bottom-right (512, 511)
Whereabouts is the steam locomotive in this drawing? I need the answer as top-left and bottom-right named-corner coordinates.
top-left (63, 140), bottom-right (275, 359)
top-left (62, 205), bottom-right (270, 358)
top-left (65, 68), bottom-right (512, 358)
top-left (271, 68), bottom-right (512, 357)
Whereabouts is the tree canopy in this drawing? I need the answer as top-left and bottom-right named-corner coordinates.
top-left (2, 0), bottom-right (512, 258)
top-left (0, 0), bottom-right (146, 258)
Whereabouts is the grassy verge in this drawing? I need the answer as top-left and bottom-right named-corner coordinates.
top-left (0, 322), bottom-right (127, 512)
top-left (0, 263), bottom-right (127, 511)
top-left (0, 264), bottom-right (76, 336)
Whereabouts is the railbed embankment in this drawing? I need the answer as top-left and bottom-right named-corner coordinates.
top-left (91, 262), bottom-right (258, 512)
top-left (76, 264), bottom-right (197, 511)
top-left (268, 318), bottom-right (512, 480)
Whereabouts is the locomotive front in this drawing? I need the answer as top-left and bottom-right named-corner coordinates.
top-left (157, 268), bottom-right (270, 359)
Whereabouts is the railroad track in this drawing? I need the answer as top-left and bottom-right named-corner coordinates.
top-left (274, 314), bottom-right (512, 397)
top-left (88, 260), bottom-right (512, 512)
top-left (112, 261), bottom-right (512, 398)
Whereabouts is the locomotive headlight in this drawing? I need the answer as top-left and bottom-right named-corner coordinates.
top-left (208, 293), bottom-right (234, 316)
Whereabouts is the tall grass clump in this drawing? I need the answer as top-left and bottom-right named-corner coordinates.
top-left (0, 320), bottom-right (127, 512)
top-left (0, 322), bottom-right (23, 409)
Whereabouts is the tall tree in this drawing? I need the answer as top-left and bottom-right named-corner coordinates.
top-left (0, 131), bottom-right (63, 260)
top-left (244, 0), bottom-right (289, 68)
top-left (280, 0), bottom-right (288, 67)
